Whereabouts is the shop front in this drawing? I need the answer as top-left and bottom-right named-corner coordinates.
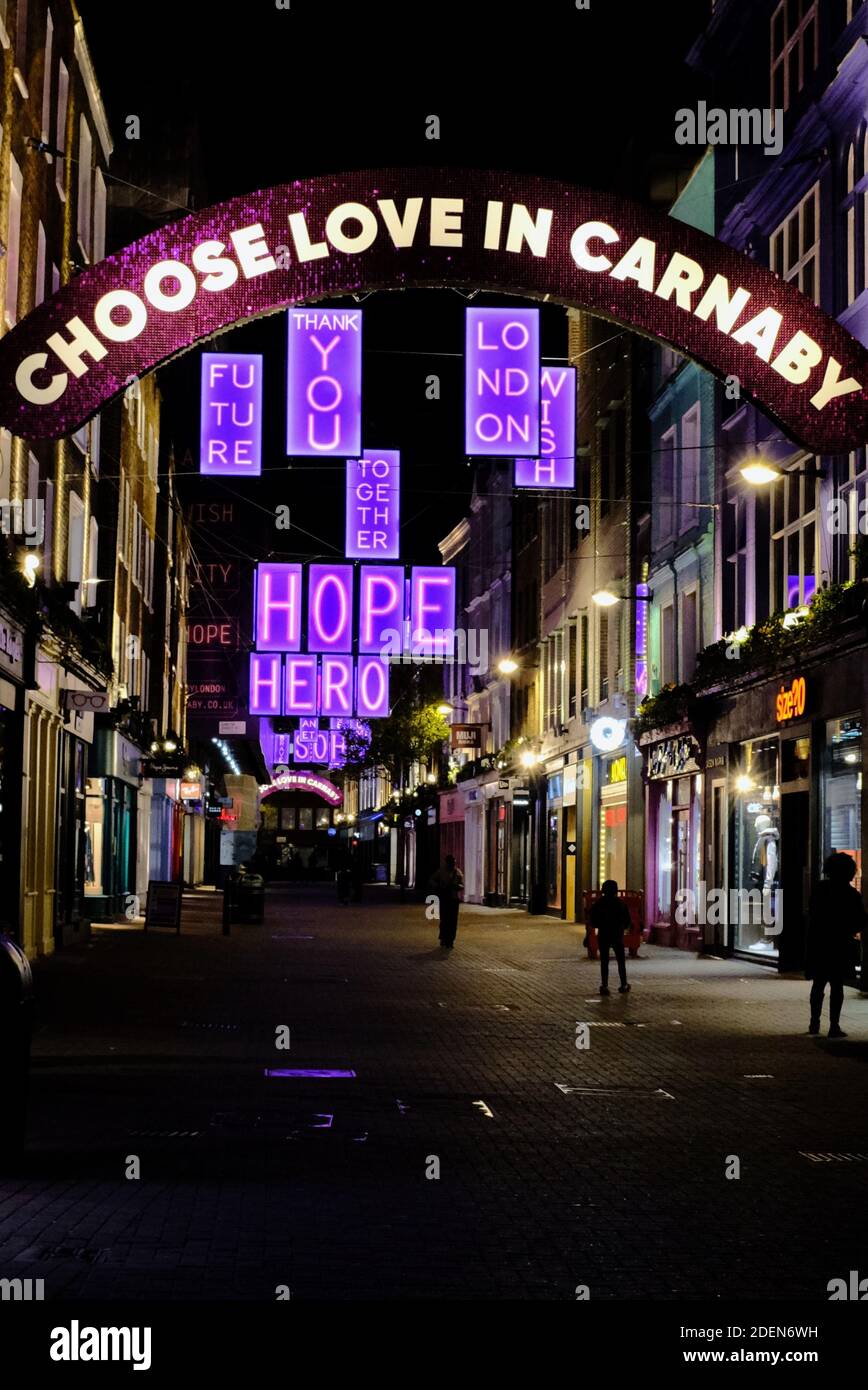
top-left (438, 788), bottom-right (465, 878)
top-left (598, 752), bottom-right (628, 888)
top-left (642, 731), bottom-right (703, 949)
top-left (85, 730), bottom-right (140, 920)
top-left (0, 609), bottom-right (26, 939)
top-left (544, 762), bottom-right (564, 914)
top-left (702, 648), bottom-right (866, 972)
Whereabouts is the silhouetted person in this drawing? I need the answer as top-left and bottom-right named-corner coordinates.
top-left (430, 855), bottom-right (464, 949)
top-left (350, 852), bottom-right (365, 903)
top-left (806, 852), bottom-right (865, 1038)
top-left (589, 879), bottom-right (631, 995)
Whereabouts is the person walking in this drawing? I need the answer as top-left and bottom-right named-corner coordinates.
top-left (806, 852), bottom-right (865, 1038)
top-left (589, 879), bottom-right (632, 995)
top-left (429, 855), bottom-right (464, 949)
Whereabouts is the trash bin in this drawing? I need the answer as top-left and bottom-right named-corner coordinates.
top-left (0, 933), bottom-right (35, 1166)
top-left (230, 870), bottom-right (265, 924)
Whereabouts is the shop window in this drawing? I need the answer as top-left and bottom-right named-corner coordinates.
top-left (316, 808), bottom-right (331, 829)
top-left (655, 781), bottom-right (673, 920)
top-left (823, 716), bottom-right (862, 892)
top-left (733, 738), bottom-right (781, 957)
top-left (297, 807), bottom-right (312, 831)
top-left (84, 778), bottom-right (105, 895)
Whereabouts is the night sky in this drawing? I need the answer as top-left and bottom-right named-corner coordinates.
top-left (76, 0), bottom-right (708, 565)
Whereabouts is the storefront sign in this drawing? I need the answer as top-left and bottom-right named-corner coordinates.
top-left (634, 582), bottom-right (649, 702)
top-left (62, 689), bottom-right (109, 712)
top-left (589, 717), bottom-right (626, 753)
top-left (286, 308), bottom-right (362, 457)
top-left (465, 306), bottom-right (540, 456)
top-left (514, 366), bottom-right (576, 488)
top-left (451, 723), bottom-right (482, 750)
top-left (218, 720), bottom-right (246, 735)
top-left (647, 735), bottom-right (701, 779)
top-left (346, 452), bottom-right (400, 558)
top-left (200, 352), bottom-right (262, 476)
top-left (1, 170), bottom-right (864, 452)
top-left (179, 780), bottom-right (202, 800)
top-left (0, 616), bottom-right (24, 679)
top-left (775, 674), bottom-right (807, 724)
top-left (144, 880), bottom-right (182, 934)
top-left (608, 755), bottom-right (628, 784)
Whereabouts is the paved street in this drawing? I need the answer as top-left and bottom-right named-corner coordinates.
top-left (2, 884), bottom-right (867, 1302)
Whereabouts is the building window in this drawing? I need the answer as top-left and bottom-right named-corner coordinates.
top-left (579, 613), bottom-right (589, 714)
top-left (67, 491), bottom-right (85, 616)
top-left (41, 8), bottom-right (53, 144)
top-left (84, 516), bottom-right (99, 608)
top-left (679, 403), bottom-right (701, 533)
top-left (4, 156), bottom-right (22, 327)
top-left (598, 608), bottom-right (609, 703)
top-left (770, 0), bottom-right (818, 113)
top-left (733, 737), bottom-right (781, 957)
top-left (770, 183), bottom-right (820, 304)
top-left (723, 487), bottom-right (751, 633)
top-left (844, 133), bottom-right (868, 306)
top-left (55, 57), bottom-right (68, 200)
top-left (653, 426), bottom-right (676, 548)
top-left (660, 601), bottom-right (675, 686)
top-left (836, 448), bottom-right (868, 582)
top-left (770, 462), bottom-right (819, 610)
top-left (568, 620), bottom-right (577, 720)
top-left (680, 587), bottom-right (698, 681)
top-left (77, 117), bottom-right (93, 258)
top-left (35, 220), bottom-right (46, 307)
top-left (94, 168), bottom-right (106, 261)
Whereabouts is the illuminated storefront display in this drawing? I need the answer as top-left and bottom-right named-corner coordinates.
top-left (200, 352), bottom-right (262, 476)
top-left (514, 366), bottom-right (575, 489)
top-left (286, 308), bottom-right (362, 457)
top-left (732, 737), bottom-right (781, 956)
top-left (822, 716), bottom-right (862, 891)
top-left (465, 307), bottom-right (540, 456)
top-left (346, 452), bottom-right (400, 558)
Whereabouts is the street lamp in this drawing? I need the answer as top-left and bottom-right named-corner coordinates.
top-left (498, 657), bottom-right (519, 674)
top-left (436, 703), bottom-right (452, 715)
top-left (741, 456), bottom-right (826, 486)
top-left (520, 749), bottom-right (541, 769)
top-left (591, 588), bottom-right (620, 607)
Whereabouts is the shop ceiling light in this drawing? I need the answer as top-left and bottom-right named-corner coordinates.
top-left (735, 774), bottom-right (755, 793)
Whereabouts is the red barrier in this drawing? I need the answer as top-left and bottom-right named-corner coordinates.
top-left (583, 889), bottom-right (645, 960)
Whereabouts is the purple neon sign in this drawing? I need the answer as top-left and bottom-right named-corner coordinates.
top-left (320, 655), bottom-right (355, 717)
top-left (359, 565), bottom-right (404, 653)
top-left (410, 567), bottom-right (456, 656)
top-left (200, 353), bottom-right (262, 476)
top-left (286, 307), bottom-right (362, 457)
top-left (635, 581), bottom-right (649, 703)
top-left (249, 653), bottom-right (282, 716)
top-left (515, 366), bottom-right (576, 489)
top-left (356, 656), bottom-right (390, 718)
top-left (283, 655), bottom-right (319, 715)
top-left (254, 563), bottom-right (302, 651)
top-left (346, 451), bottom-right (400, 559)
top-left (307, 565), bottom-right (353, 653)
top-left (465, 307), bottom-right (539, 457)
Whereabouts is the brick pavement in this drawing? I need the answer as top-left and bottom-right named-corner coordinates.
top-left (1, 882), bottom-right (867, 1301)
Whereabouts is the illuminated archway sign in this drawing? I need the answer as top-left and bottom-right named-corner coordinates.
top-left (0, 167), bottom-right (865, 452)
top-left (259, 771), bottom-right (343, 805)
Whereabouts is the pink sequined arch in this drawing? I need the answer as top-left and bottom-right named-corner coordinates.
top-left (0, 166), bottom-right (865, 451)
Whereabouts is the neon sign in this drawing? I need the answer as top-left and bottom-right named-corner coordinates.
top-left (359, 565), bottom-right (404, 652)
top-left (200, 352), bottom-right (262, 476)
top-left (307, 564), bottom-right (353, 653)
top-left (410, 567), bottom-right (456, 655)
top-left (465, 307), bottom-right (540, 456)
top-left (775, 675), bottom-right (807, 723)
top-left (254, 563), bottom-right (302, 651)
top-left (515, 366), bottom-right (576, 489)
top-left (260, 771), bottom-right (343, 805)
top-left (346, 451), bottom-right (400, 558)
top-left (286, 308), bottom-right (362, 456)
top-left (1, 170), bottom-right (864, 453)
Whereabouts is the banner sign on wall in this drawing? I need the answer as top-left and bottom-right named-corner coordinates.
top-left (515, 366), bottom-right (576, 489)
top-left (1, 169), bottom-right (864, 453)
top-left (465, 306), bottom-right (540, 456)
top-left (200, 353), bottom-right (262, 476)
top-left (345, 451), bottom-right (400, 558)
top-left (286, 307), bottom-right (362, 457)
